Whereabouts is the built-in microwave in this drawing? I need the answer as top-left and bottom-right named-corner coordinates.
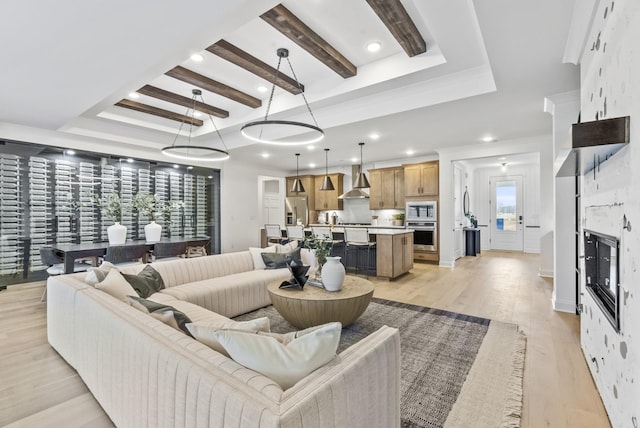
top-left (406, 201), bottom-right (437, 222)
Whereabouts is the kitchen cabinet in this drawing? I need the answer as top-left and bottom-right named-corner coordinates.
top-left (286, 175), bottom-right (316, 209)
top-left (368, 167), bottom-right (404, 209)
top-left (376, 231), bottom-right (413, 279)
top-left (313, 173), bottom-right (344, 210)
top-left (404, 161), bottom-right (439, 197)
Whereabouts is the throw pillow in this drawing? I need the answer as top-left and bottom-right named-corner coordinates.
top-left (185, 317), bottom-right (271, 356)
top-left (94, 269), bottom-right (138, 303)
top-left (249, 246), bottom-right (277, 270)
top-left (261, 248), bottom-right (302, 269)
top-left (275, 240), bottom-right (299, 253)
top-left (127, 295), bottom-right (193, 336)
top-left (212, 322), bottom-right (342, 389)
top-left (121, 265), bottom-right (165, 298)
top-left (84, 261), bottom-right (117, 285)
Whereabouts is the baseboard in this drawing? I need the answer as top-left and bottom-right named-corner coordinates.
top-left (552, 297), bottom-right (576, 313)
top-left (538, 269), bottom-right (553, 278)
top-left (439, 260), bottom-right (455, 268)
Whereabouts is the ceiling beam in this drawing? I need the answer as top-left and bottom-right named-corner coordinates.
top-left (365, 0), bottom-right (426, 57)
top-left (260, 4), bottom-right (357, 79)
top-left (115, 99), bottom-right (203, 126)
top-left (137, 85), bottom-right (229, 119)
top-left (165, 66), bottom-right (261, 108)
top-left (206, 40), bottom-right (304, 95)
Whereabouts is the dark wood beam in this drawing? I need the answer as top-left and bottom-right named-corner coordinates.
top-left (165, 66), bottom-right (261, 108)
top-left (260, 4), bottom-right (357, 79)
top-left (365, 0), bottom-right (426, 57)
top-left (206, 40), bottom-right (304, 95)
top-left (115, 99), bottom-right (203, 126)
top-left (137, 85), bottom-right (229, 118)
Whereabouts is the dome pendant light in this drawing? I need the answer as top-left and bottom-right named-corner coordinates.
top-left (291, 153), bottom-right (305, 193)
top-left (240, 48), bottom-right (324, 146)
top-left (320, 148), bottom-right (335, 191)
top-left (162, 89), bottom-right (230, 161)
top-left (353, 142), bottom-right (371, 189)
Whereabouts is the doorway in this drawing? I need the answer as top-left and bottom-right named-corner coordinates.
top-left (490, 175), bottom-right (524, 251)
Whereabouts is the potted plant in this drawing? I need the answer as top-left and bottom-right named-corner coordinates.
top-left (303, 234), bottom-right (332, 271)
top-left (94, 193), bottom-right (128, 244)
top-left (133, 193), bottom-right (163, 242)
top-left (392, 213), bottom-right (405, 226)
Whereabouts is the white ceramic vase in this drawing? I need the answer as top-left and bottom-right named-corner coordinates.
top-left (107, 222), bottom-right (127, 245)
top-left (321, 256), bottom-right (345, 292)
top-left (144, 221), bottom-right (162, 242)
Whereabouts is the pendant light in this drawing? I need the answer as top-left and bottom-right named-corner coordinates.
top-left (291, 153), bottom-right (305, 193)
top-left (320, 148), bottom-right (335, 191)
top-left (162, 89), bottom-right (230, 161)
top-left (353, 142), bottom-right (371, 189)
top-left (240, 48), bottom-right (324, 146)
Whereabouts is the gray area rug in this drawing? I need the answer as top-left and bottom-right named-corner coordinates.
top-left (235, 297), bottom-right (524, 428)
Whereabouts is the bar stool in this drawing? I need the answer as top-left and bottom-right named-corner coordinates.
top-left (286, 225), bottom-right (305, 244)
top-left (311, 226), bottom-right (344, 257)
top-left (344, 228), bottom-right (376, 276)
top-left (265, 224), bottom-right (287, 246)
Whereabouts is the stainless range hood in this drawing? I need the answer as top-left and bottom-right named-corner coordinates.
top-left (338, 165), bottom-right (369, 199)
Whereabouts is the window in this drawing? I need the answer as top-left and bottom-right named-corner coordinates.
top-left (495, 180), bottom-right (517, 232)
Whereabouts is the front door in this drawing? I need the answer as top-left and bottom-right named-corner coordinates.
top-left (490, 176), bottom-right (523, 251)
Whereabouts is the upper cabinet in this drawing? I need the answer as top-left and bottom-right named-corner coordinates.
top-left (314, 173), bottom-right (344, 211)
top-left (404, 161), bottom-right (439, 197)
top-left (286, 175), bottom-right (316, 206)
top-left (369, 167), bottom-right (404, 209)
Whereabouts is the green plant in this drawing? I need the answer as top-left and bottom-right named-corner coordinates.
top-left (393, 213), bottom-right (405, 221)
top-left (303, 234), bottom-right (332, 266)
top-left (132, 193), bottom-right (162, 221)
top-left (94, 193), bottom-right (127, 222)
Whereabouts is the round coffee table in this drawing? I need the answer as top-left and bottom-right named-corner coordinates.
top-left (267, 276), bottom-right (374, 329)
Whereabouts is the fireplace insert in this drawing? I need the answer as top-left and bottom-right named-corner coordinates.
top-left (584, 229), bottom-right (620, 332)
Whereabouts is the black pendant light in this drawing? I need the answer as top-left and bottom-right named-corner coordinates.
top-left (320, 148), bottom-right (335, 191)
top-left (353, 142), bottom-right (371, 189)
top-left (291, 153), bottom-right (305, 193)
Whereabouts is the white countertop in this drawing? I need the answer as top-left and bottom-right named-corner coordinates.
top-left (309, 223), bottom-right (407, 229)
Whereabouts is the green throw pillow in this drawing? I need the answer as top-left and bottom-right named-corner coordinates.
top-left (261, 248), bottom-right (302, 269)
top-left (122, 265), bottom-right (165, 298)
top-left (127, 296), bottom-right (193, 336)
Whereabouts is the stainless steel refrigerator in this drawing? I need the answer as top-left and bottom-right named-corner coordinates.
top-left (285, 196), bottom-right (308, 226)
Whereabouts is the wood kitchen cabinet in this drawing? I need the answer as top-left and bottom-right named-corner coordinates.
top-left (404, 161), bottom-right (439, 197)
top-left (368, 167), bottom-right (405, 209)
top-left (376, 231), bottom-right (414, 279)
top-left (286, 175), bottom-right (316, 208)
top-left (313, 173), bottom-right (344, 210)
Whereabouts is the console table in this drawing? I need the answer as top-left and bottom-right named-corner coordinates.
top-left (464, 228), bottom-right (481, 256)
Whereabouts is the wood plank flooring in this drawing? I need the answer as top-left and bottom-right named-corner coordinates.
top-left (0, 251), bottom-right (610, 427)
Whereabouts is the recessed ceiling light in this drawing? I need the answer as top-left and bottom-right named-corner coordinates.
top-left (65, 149), bottom-right (75, 156)
top-left (351, 157), bottom-right (358, 163)
top-left (193, 111), bottom-right (202, 117)
top-left (307, 145), bottom-right (315, 151)
top-left (187, 166), bottom-right (194, 170)
top-left (208, 175), bottom-right (213, 179)
top-left (127, 158), bottom-right (134, 163)
top-left (499, 157), bottom-right (506, 160)
top-left (190, 53), bottom-right (204, 62)
top-left (128, 92), bottom-right (139, 99)
top-left (366, 41), bottom-right (382, 52)
top-left (369, 133), bottom-right (380, 140)
top-left (173, 164), bottom-right (179, 169)
top-left (257, 85), bottom-right (269, 93)
top-left (309, 163), bottom-right (316, 168)
top-left (261, 153), bottom-right (270, 159)
top-left (481, 136), bottom-right (495, 142)
top-left (406, 149), bottom-right (415, 156)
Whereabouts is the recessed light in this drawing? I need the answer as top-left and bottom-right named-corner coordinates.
top-left (499, 157), bottom-right (506, 160)
top-left (307, 145), bottom-right (315, 151)
top-left (261, 153), bottom-right (270, 159)
top-left (65, 149), bottom-right (75, 156)
top-left (309, 163), bottom-right (316, 168)
top-left (351, 157), bottom-right (358, 163)
top-left (187, 166), bottom-right (194, 170)
top-left (257, 85), bottom-right (269, 93)
top-left (173, 164), bottom-right (179, 169)
top-left (193, 111), bottom-right (202, 117)
top-left (127, 158), bottom-right (134, 163)
top-left (207, 175), bottom-right (213, 179)
top-left (366, 41), bottom-right (382, 53)
top-left (128, 92), bottom-right (139, 99)
top-left (190, 53), bottom-right (204, 62)
top-left (406, 149), bottom-right (415, 156)
top-left (369, 133), bottom-right (380, 140)
top-left (481, 136), bottom-right (495, 143)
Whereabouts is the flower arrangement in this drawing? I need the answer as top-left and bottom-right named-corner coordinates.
top-left (467, 212), bottom-right (477, 227)
top-left (303, 234), bottom-right (332, 266)
top-left (94, 193), bottom-right (126, 222)
top-left (133, 193), bottom-right (184, 226)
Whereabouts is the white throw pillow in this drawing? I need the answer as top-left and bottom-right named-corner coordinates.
top-left (275, 240), bottom-right (299, 253)
top-left (249, 246), bottom-right (277, 270)
top-left (95, 269), bottom-right (138, 302)
top-left (212, 322), bottom-right (341, 389)
top-left (185, 317), bottom-right (271, 356)
top-left (84, 261), bottom-right (118, 285)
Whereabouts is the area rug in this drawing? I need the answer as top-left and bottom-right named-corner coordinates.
top-left (235, 298), bottom-right (526, 428)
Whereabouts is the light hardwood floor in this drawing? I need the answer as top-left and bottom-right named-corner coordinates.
top-left (0, 251), bottom-right (610, 427)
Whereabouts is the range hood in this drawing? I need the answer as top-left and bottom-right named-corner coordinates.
top-left (338, 165), bottom-right (370, 199)
top-left (556, 116), bottom-right (630, 177)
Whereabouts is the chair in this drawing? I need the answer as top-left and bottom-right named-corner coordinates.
top-left (344, 228), bottom-right (376, 276)
top-left (151, 241), bottom-right (188, 262)
top-left (286, 225), bottom-right (305, 243)
top-left (265, 224), bottom-right (287, 246)
top-left (104, 244), bottom-right (149, 266)
top-left (311, 226), bottom-right (344, 257)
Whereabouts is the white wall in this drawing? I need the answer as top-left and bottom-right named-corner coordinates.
top-left (578, 1), bottom-right (640, 425)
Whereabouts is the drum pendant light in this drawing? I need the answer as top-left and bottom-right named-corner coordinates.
top-left (291, 153), bottom-right (305, 193)
top-left (353, 142), bottom-right (371, 188)
top-left (320, 148), bottom-right (335, 191)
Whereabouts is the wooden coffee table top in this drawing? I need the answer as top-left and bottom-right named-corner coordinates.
top-left (267, 276), bottom-right (374, 329)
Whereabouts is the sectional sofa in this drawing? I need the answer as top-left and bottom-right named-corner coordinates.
top-left (47, 250), bottom-right (401, 428)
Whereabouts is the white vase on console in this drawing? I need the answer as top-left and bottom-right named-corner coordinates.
top-left (321, 256), bottom-right (345, 292)
top-left (144, 221), bottom-right (162, 242)
top-left (107, 222), bottom-right (127, 245)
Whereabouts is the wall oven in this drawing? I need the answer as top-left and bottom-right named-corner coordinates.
top-left (406, 221), bottom-right (437, 252)
top-left (406, 201), bottom-right (437, 222)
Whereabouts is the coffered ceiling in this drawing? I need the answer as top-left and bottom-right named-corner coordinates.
top-left (0, 0), bottom-right (580, 174)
